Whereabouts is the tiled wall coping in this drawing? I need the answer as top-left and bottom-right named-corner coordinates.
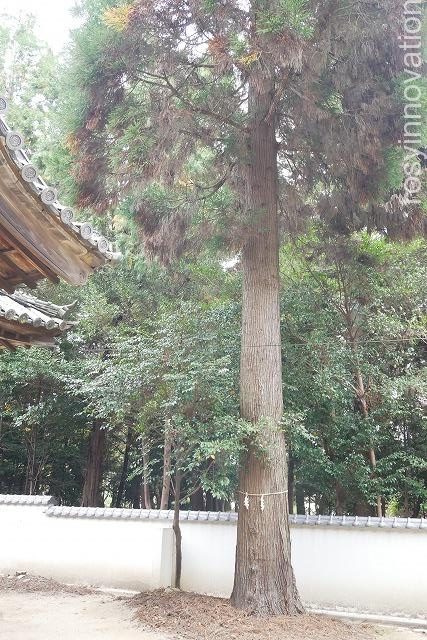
top-left (44, 505), bottom-right (427, 530)
top-left (2, 496), bottom-right (425, 530)
top-left (0, 494), bottom-right (56, 506)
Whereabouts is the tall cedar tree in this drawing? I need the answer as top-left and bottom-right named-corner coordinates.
top-left (70, 0), bottom-right (414, 615)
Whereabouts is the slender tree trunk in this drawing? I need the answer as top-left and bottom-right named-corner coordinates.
top-left (160, 419), bottom-right (172, 510)
top-left (131, 474), bottom-right (143, 509)
top-left (142, 438), bottom-right (151, 509)
top-left (335, 483), bottom-right (346, 516)
top-left (295, 485), bottom-right (305, 515)
top-left (403, 482), bottom-right (410, 517)
top-left (354, 367), bottom-right (382, 518)
top-left (413, 498), bottom-right (422, 518)
top-left (338, 274), bottom-right (383, 517)
top-left (115, 426), bottom-right (132, 508)
top-left (25, 383), bottom-right (42, 495)
top-left (231, 62), bottom-right (302, 615)
top-left (288, 454), bottom-right (295, 514)
top-left (25, 424), bottom-right (37, 496)
top-left (205, 490), bottom-right (215, 511)
top-left (173, 467), bottom-right (182, 589)
top-left (81, 421), bottom-right (105, 507)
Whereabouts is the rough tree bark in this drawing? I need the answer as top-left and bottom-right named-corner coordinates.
top-left (230, 55), bottom-right (303, 615)
top-left (81, 421), bottom-right (105, 507)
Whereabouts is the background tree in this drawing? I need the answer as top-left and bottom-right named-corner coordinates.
top-left (281, 232), bottom-right (427, 517)
top-left (0, 13), bottom-right (59, 160)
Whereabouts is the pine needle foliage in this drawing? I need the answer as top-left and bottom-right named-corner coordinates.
top-left (64, 0), bottom-right (425, 258)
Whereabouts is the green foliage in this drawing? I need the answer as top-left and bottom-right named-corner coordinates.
top-left (0, 14), bottom-right (59, 159)
top-left (257, 0), bottom-right (314, 38)
top-left (280, 232), bottom-right (427, 515)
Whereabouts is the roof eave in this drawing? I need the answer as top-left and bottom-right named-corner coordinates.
top-left (0, 97), bottom-right (121, 290)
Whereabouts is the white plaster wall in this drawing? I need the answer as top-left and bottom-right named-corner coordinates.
top-left (290, 525), bottom-right (427, 615)
top-left (1, 504), bottom-right (426, 617)
top-left (0, 504), bottom-right (173, 591)
top-left (179, 521), bottom-right (427, 616)
top-left (180, 521), bottom-right (236, 596)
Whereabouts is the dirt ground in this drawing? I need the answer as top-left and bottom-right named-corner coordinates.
top-left (0, 591), bottom-right (169, 640)
top-left (0, 575), bottom-right (425, 640)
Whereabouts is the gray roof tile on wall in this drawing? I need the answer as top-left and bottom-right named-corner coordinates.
top-left (0, 494), bottom-right (56, 506)
top-left (42, 506), bottom-right (426, 530)
top-left (2, 496), bottom-right (425, 530)
top-left (290, 513), bottom-right (427, 529)
top-left (45, 506), bottom-right (239, 523)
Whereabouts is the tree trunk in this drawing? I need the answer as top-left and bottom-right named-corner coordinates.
top-left (344, 306), bottom-right (382, 518)
top-left (24, 383), bottom-right (42, 495)
top-left (173, 467), bottom-right (182, 589)
top-left (354, 368), bottom-right (382, 518)
top-left (295, 485), bottom-right (305, 515)
top-left (230, 61), bottom-right (302, 615)
top-left (24, 424), bottom-right (37, 496)
top-left (335, 482), bottom-right (346, 516)
top-left (81, 421), bottom-right (105, 507)
top-left (160, 419), bottom-right (172, 510)
top-left (288, 454), bottom-right (295, 514)
top-left (142, 438), bottom-right (151, 510)
top-left (205, 490), bottom-right (215, 511)
top-left (115, 426), bottom-right (132, 508)
top-left (131, 474), bottom-right (143, 509)
top-left (413, 497), bottom-right (422, 518)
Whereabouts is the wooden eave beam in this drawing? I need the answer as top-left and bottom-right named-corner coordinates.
top-left (0, 336), bottom-right (15, 350)
top-left (0, 141), bottom-right (106, 286)
top-left (0, 270), bottom-right (44, 292)
top-left (0, 181), bottom-right (89, 286)
top-left (0, 247), bottom-right (31, 279)
top-left (0, 217), bottom-right (58, 284)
